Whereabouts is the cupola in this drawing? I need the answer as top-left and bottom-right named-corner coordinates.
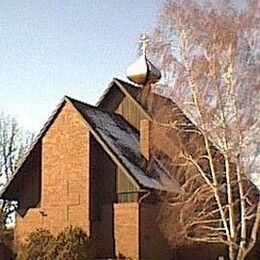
top-left (127, 34), bottom-right (161, 86)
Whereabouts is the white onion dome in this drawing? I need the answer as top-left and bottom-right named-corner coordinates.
top-left (127, 34), bottom-right (161, 86)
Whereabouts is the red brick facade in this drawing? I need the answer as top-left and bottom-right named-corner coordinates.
top-left (12, 100), bottom-right (170, 259)
top-left (16, 102), bottom-right (91, 241)
top-left (41, 102), bottom-right (90, 235)
top-left (140, 119), bottom-right (151, 160)
top-left (114, 203), bottom-right (139, 259)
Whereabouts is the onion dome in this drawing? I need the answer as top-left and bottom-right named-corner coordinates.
top-left (127, 34), bottom-right (161, 86)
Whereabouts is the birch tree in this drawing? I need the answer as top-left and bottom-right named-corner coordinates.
top-left (146, 0), bottom-right (260, 259)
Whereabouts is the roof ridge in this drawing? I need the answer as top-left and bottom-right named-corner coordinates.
top-left (113, 78), bottom-right (140, 90)
top-left (67, 95), bottom-right (140, 136)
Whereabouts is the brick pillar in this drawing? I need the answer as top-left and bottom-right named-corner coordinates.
top-left (140, 119), bottom-right (150, 160)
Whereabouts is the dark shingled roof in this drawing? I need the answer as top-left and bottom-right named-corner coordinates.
top-left (0, 95), bottom-right (180, 198)
top-left (68, 97), bottom-right (180, 192)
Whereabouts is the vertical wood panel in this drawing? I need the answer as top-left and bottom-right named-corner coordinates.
top-left (116, 96), bottom-right (148, 130)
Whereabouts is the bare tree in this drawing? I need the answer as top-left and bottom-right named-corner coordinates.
top-left (0, 112), bottom-right (33, 189)
top-left (0, 112), bottom-right (33, 243)
top-left (145, 0), bottom-right (260, 259)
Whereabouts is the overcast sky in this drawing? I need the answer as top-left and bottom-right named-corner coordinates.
top-left (0, 0), bottom-right (161, 133)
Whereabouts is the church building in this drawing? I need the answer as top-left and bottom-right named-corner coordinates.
top-left (0, 36), bottom-right (183, 259)
top-left (1, 34), bottom-right (260, 260)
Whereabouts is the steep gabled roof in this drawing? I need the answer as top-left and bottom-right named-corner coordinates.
top-left (67, 97), bottom-right (180, 192)
top-left (97, 78), bottom-right (185, 121)
top-left (1, 95), bottom-right (180, 198)
top-left (97, 78), bottom-right (150, 118)
top-left (96, 79), bottom-right (140, 107)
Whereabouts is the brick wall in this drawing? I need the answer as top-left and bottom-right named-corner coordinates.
top-left (140, 119), bottom-right (150, 160)
top-left (114, 203), bottom-right (139, 259)
top-left (15, 102), bottom-right (90, 242)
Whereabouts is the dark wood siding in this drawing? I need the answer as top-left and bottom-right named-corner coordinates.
top-left (2, 142), bottom-right (42, 216)
top-left (90, 135), bottom-right (116, 258)
top-left (90, 135), bottom-right (140, 211)
top-left (90, 135), bottom-right (117, 221)
top-left (116, 168), bottom-right (139, 202)
top-left (115, 95), bottom-right (148, 130)
top-left (97, 85), bottom-right (125, 112)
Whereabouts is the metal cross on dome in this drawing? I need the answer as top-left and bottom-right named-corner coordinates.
top-left (139, 34), bottom-right (149, 55)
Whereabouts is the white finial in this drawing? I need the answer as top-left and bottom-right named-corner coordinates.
top-left (127, 33), bottom-right (161, 86)
top-left (139, 34), bottom-right (149, 56)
